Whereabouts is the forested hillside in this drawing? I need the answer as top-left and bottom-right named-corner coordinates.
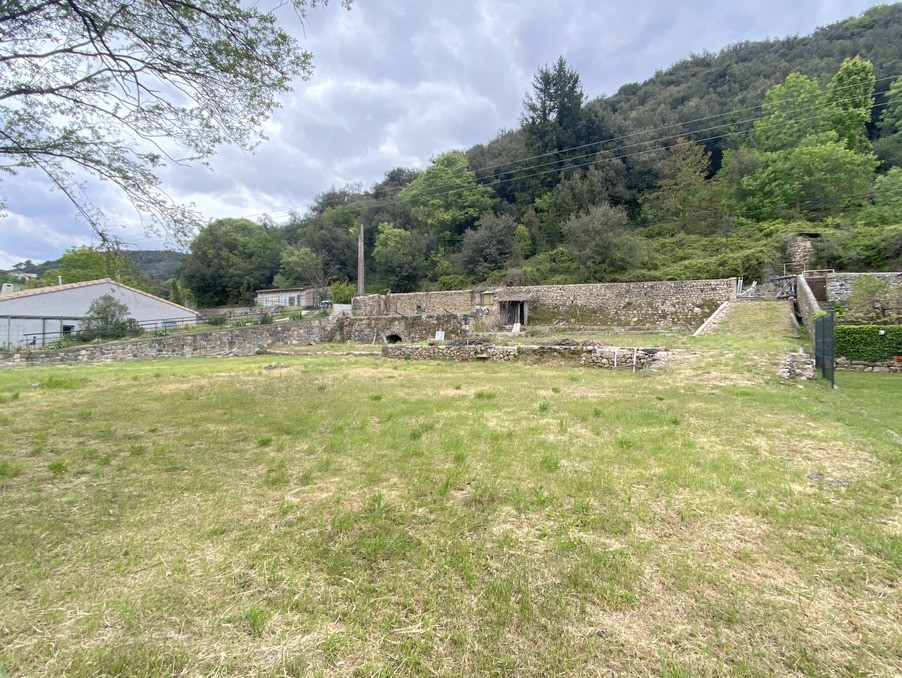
top-left (174, 4), bottom-right (902, 306)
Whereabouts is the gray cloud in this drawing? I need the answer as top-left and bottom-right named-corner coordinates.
top-left (0, 0), bottom-right (886, 266)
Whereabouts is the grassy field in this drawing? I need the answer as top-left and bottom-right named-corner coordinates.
top-left (0, 301), bottom-right (899, 677)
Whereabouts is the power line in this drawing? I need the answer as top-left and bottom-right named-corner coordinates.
top-left (240, 75), bottom-right (900, 222)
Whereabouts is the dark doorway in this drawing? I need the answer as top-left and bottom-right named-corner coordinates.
top-left (806, 276), bottom-right (827, 302)
top-left (499, 300), bottom-right (528, 326)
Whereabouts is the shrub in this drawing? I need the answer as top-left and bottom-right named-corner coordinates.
top-left (77, 294), bottom-right (143, 342)
top-left (330, 280), bottom-right (356, 304)
top-left (846, 275), bottom-right (902, 319)
top-left (835, 325), bottom-right (902, 361)
top-left (431, 274), bottom-right (472, 291)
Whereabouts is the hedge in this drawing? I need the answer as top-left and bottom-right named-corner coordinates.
top-left (834, 325), bottom-right (902, 362)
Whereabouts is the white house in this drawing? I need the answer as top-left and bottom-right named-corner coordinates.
top-left (255, 286), bottom-right (326, 309)
top-left (0, 279), bottom-right (200, 349)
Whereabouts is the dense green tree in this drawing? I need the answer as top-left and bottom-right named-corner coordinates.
top-left (400, 151), bottom-right (495, 242)
top-left (549, 161), bottom-right (630, 227)
top-left (739, 133), bottom-right (879, 220)
top-left (641, 138), bottom-right (721, 232)
top-left (273, 245), bottom-right (328, 290)
top-left (561, 204), bottom-right (640, 279)
top-left (514, 224), bottom-right (535, 260)
top-left (364, 169), bottom-right (421, 261)
top-left (40, 246), bottom-right (149, 289)
top-left (459, 213), bottom-right (518, 280)
top-left (875, 75), bottom-right (902, 169)
top-left (753, 73), bottom-right (825, 152)
top-left (169, 279), bottom-right (185, 306)
top-left (825, 56), bottom-right (875, 152)
top-left (861, 167), bottom-right (902, 225)
top-left (180, 218), bottom-right (279, 307)
top-left (519, 57), bottom-right (587, 198)
top-left (879, 75), bottom-right (902, 136)
top-left (0, 0), bottom-right (350, 241)
top-left (522, 57), bottom-right (585, 157)
top-left (372, 223), bottom-right (424, 292)
top-left (467, 129), bottom-right (529, 206)
top-left (716, 146), bottom-right (764, 210)
top-left (292, 205), bottom-right (359, 283)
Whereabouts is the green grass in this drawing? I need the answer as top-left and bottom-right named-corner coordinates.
top-left (0, 302), bottom-right (899, 676)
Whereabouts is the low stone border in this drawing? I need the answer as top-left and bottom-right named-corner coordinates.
top-left (835, 357), bottom-right (902, 373)
top-left (381, 343), bottom-right (664, 369)
top-left (779, 352), bottom-right (815, 380)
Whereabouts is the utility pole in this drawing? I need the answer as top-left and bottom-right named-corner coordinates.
top-left (357, 222), bottom-right (365, 296)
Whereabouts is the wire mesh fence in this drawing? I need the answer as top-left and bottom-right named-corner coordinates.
top-left (814, 310), bottom-right (836, 388)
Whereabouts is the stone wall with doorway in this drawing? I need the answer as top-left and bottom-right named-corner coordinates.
top-left (494, 279), bottom-right (738, 328)
top-left (353, 278), bottom-right (738, 330)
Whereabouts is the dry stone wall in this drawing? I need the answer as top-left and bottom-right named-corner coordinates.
top-left (333, 314), bottom-right (466, 343)
top-left (795, 275), bottom-right (821, 328)
top-left (381, 343), bottom-right (662, 369)
top-left (353, 291), bottom-right (479, 316)
top-left (779, 352), bottom-right (815, 380)
top-left (0, 314), bottom-right (467, 367)
top-left (495, 279), bottom-right (737, 327)
top-left (0, 318), bottom-right (332, 367)
top-left (354, 279), bottom-right (738, 329)
top-left (826, 272), bottom-right (902, 304)
top-left (786, 236), bottom-right (816, 274)
top-left (835, 357), bottom-right (902, 373)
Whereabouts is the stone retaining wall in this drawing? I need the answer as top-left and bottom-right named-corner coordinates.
top-left (333, 314), bottom-right (466, 343)
top-left (0, 319), bottom-right (332, 367)
top-left (835, 357), bottom-right (902, 373)
top-left (352, 291), bottom-right (480, 316)
top-left (381, 343), bottom-right (661, 369)
top-left (354, 279), bottom-right (738, 329)
top-left (826, 272), bottom-right (902, 304)
top-left (795, 275), bottom-right (821, 329)
top-left (0, 313), bottom-right (469, 367)
top-left (779, 352), bottom-right (815, 380)
top-left (495, 279), bottom-right (737, 328)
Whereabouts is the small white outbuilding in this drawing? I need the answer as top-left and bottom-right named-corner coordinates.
top-left (255, 286), bottom-right (326, 309)
top-left (0, 278), bottom-right (200, 349)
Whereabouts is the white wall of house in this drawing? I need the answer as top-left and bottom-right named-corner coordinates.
top-left (0, 279), bottom-right (199, 349)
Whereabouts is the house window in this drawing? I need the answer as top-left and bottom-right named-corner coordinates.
top-left (62, 325), bottom-right (75, 336)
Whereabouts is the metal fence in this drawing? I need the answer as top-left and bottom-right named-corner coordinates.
top-left (21, 315), bottom-right (199, 348)
top-left (814, 310), bottom-right (835, 388)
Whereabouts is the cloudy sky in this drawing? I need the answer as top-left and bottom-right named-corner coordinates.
top-left (0, 0), bottom-right (886, 268)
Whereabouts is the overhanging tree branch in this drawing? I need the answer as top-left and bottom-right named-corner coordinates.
top-left (0, 0), bottom-right (351, 243)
